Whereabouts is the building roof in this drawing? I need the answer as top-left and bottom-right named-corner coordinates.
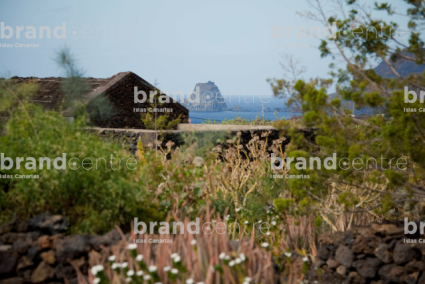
top-left (7, 72), bottom-right (188, 116)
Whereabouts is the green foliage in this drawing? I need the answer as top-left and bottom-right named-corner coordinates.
top-left (202, 115), bottom-right (279, 126)
top-left (0, 50), bottom-right (164, 233)
top-left (274, 198), bottom-right (294, 213)
top-left (142, 111), bottom-right (182, 130)
top-left (314, 216), bottom-right (322, 227)
top-left (141, 88), bottom-right (182, 131)
top-left (0, 104), bottom-right (161, 233)
top-left (267, 0), bottom-right (425, 224)
top-left (337, 192), bottom-right (359, 210)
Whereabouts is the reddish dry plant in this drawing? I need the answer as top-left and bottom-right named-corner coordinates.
top-left (82, 208), bottom-right (283, 284)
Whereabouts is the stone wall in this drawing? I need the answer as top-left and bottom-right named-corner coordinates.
top-left (305, 223), bottom-right (425, 284)
top-left (87, 127), bottom-right (315, 155)
top-left (0, 214), bottom-right (121, 284)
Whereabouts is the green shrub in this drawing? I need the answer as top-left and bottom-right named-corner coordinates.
top-left (0, 103), bottom-right (161, 234)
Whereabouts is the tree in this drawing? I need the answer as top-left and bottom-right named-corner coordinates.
top-left (269, 0), bottom-right (425, 227)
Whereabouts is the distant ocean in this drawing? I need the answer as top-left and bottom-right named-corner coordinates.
top-left (189, 111), bottom-right (300, 124)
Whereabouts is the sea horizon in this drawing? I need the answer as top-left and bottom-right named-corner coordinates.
top-left (188, 111), bottom-right (300, 124)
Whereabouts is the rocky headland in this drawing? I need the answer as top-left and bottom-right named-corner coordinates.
top-left (182, 81), bottom-right (227, 111)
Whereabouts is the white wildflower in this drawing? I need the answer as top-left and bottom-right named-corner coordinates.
top-left (127, 270), bottom-right (134, 276)
top-left (271, 221), bottom-right (277, 226)
top-left (244, 221), bottom-right (249, 224)
top-left (245, 276), bottom-right (252, 282)
top-left (266, 231), bottom-right (271, 236)
top-left (261, 242), bottom-right (269, 248)
top-left (171, 268), bottom-right (178, 274)
top-left (111, 263), bottom-right (118, 269)
top-left (144, 275), bottom-right (151, 280)
top-left (239, 253), bottom-right (246, 261)
top-left (90, 265), bottom-right (104, 276)
top-left (93, 278), bottom-right (100, 284)
top-left (186, 279), bottom-right (194, 284)
top-left (163, 266), bottom-right (171, 272)
top-left (284, 252), bottom-right (292, 258)
top-left (90, 266), bottom-right (97, 275)
top-left (190, 240), bottom-right (197, 245)
top-left (219, 252), bottom-right (226, 259)
top-left (173, 256), bottom-right (181, 262)
top-left (229, 260), bottom-right (235, 267)
top-left (136, 270), bottom-right (143, 276)
top-left (303, 256), bottom-right (308, 262)
top-left (127, 243), bottom-right (137, 250)
top-left (235, 258), bottom-right (241, 264)
top-left (148, 265), bottom-right (157, 272)
top-left (125, 277), bottom-right (131, 282)
top-left (236, 208), bottom-right (241, 212)
top-left (121, 262), bottom-right (128, 268)
top-left (224, 255), bottom-right (230, 260)
top-left (135, 254), bottom-right (143, 261)
top-left (108, 255), bottom-right (116, 262)
top-left (170, 253), bottom-right (179, 259)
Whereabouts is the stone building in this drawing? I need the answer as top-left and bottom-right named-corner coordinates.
top-left (3, 72), bottom-right (189, 129)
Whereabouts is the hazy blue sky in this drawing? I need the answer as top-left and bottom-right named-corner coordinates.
top-left (0, 0), bottom-right (412, 109)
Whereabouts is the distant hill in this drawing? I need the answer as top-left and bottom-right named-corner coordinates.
top-left (332, 54), bottom-right (425, 115)
top-left (374, 55), bottom-right (425, 78)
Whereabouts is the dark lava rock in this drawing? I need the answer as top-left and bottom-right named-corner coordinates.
top-left (0, 277), bottom-right (24, 284)
top-left (418, 271), bottom-right (425, 284)
top-left (335, 245), bottom-right (354, 268)
top-left (27, 246), bottom-right (39, 263)
top-left (28, 214), bottom-right (69, 235)
top-left (16, 256), bottom-right (33, 272)
top-left (89, 229), bottom-right (121, 251)
top-left (378, 263), bottom-right (407, 283)
top-left (2, 233), bottom-right (28, 245)
top-left (353, 257), bottom-right (382, 278)
top-left (0, 250), bottom-right (19, 278)
top-left (318, 246), bottom-right (330, 260)
top-left (55, 263), bottom-right (76, 279)
top-left (55, 235), bottom-right (90, 263)
top-left (342, 271), bottom-right (366, 284)
top-left (30, 261), bottom-right (55, 283)
top-left (405, 259), bottom-right (425, 273)
top-left (351, 235), bottom-right (380, 254)
top-left (326, 258), bottom-right (340, 269)
top-left (374, 243), bottom-right (393, 263)
top-left (12, 240), bottom-right (31, 255)
top-left (319, 231), bottom-right (346, 246)
top-left (393, 241), bottom-right (420, 265)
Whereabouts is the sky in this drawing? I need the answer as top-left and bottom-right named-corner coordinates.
top-left (0, 0), bottom-right (413, 109)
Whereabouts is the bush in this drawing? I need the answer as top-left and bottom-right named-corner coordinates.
top-left (0, 102), bottom-right (162, 234)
